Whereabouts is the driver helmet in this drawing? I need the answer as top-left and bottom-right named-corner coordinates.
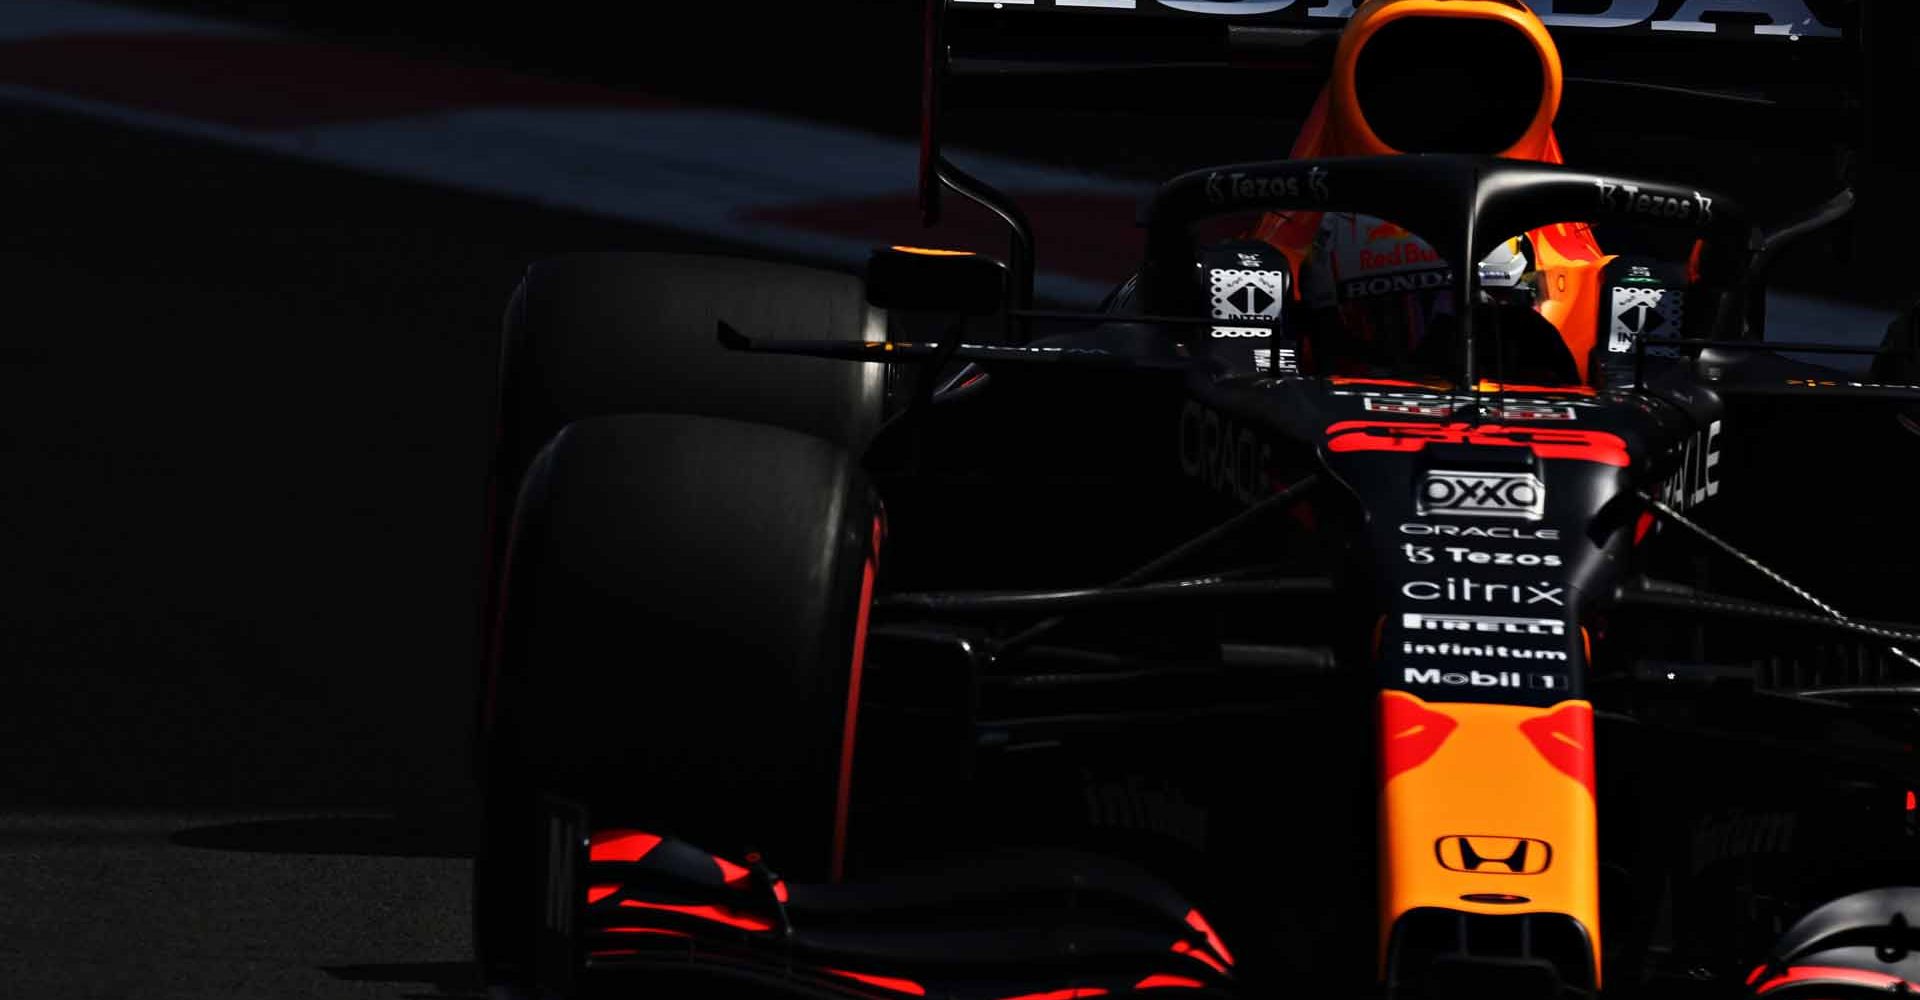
top-left (1251, 0), bottom-right (1611, 382)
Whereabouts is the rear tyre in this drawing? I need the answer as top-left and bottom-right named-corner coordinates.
top-left (476, 251), bottom-right (890, 765)
top-left (474, 413), bottom-right (879, 986)
top-left (494, 252), bottom-right (890, 481)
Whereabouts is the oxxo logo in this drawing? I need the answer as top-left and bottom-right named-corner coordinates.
top-left (1435, 836), bottom-right (1552, 875)
top-left (1418, 470), bottom-right (1545, 520)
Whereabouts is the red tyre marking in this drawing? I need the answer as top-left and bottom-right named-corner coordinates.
top-left (826, 970), bottom-right (928, 996)
top-left (1755, 966), bottom-right (1920, 995)
top-left (1171, 941), bottom-right (1228, 975)
top-left (1183, 908), bottom-right (1235, 966)
top-left (832, 514), bottom-right (883, 881)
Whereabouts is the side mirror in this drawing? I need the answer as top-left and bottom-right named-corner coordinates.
top-left (866, 246), bottom-right (1007, 316)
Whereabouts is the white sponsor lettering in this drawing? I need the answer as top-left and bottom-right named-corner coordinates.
top-left (1658, 419), bottom-right (1722, 512)
top-left (1344, 269), bottom-right (1449, 299)
top-left (1402, 544), bottom-right (1562, 568)
top-left (1786, 379), bottom-right (1920, 391)
top-left (1651, 0), bottom-right (1837, 38)
top-left (954, 0), bottom-right (1840, 38)
top-left (1489, 403), bottom-right (1577, 422)
top-left (1595, 180), bottom-right (1714, 224)
top-left (1402, 645), bottom-right (1569, 665)
top-left (1204, 169), bottom-right (1326, 205)
top-left (1403, 666), bottom-right (1570, 691)
top-left (1160, 0), bottom-right (1298, 14)
top-left (1364, 397), bottom-right (1454, 417)
top-left (1251, 346), bottom-right (1298, 374)
top-left (1355, 397), bottom-right (1575, 420)
top-left (1403, 613), bottom-right (1567, 637)
top-left (1400, 523), bottom-right (1561, 541)
top-left (1331, 389), bottom-right (1602, 410)
top-left (1418, 470), bottom-right (1545, 520)
top-left (1402, 577), bottom-right (1566, 607)
top-left (1178, 401), bottom-right (1270, 505)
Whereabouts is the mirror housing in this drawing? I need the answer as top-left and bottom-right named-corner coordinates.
top-left (866, 246), bottom-right (1007, 316)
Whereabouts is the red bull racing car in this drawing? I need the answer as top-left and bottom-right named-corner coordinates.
top-left (472, 2), bottom-right (1920, 998)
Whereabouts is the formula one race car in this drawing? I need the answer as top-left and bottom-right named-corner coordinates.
top-left (472, 2), bottom-right (1920, 999)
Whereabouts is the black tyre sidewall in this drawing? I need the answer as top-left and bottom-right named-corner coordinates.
top-left (474, 413), bottom-right (877, 984)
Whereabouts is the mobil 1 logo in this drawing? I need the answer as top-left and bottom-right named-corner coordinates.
top-left (1393, 613), bottom-right (1579, 696)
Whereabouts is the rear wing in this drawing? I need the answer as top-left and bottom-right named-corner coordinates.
top-left (937, 1), bottom-right (1852, 113)
top-left (945, 1), bottom-right (1843, 40)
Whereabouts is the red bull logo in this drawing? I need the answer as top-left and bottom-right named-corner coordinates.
top-left (1357, 241), bottom-right (1443, 271)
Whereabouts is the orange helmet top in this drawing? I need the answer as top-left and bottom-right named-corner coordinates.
top-left (1255, 0), bottom-right (1611, 381)
top-left (1292, 0), bottom-right (1566, 161)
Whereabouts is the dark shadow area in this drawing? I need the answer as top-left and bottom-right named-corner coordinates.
top-left (321, 962), bottom-right (484, 999)
top-left (170, 809), bottom-right (476, 858)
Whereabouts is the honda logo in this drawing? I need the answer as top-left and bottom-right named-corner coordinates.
top-left (1418, 470), bottom-right (1545, 520)
top-left (1435, 835), bottom-right (1552, 874)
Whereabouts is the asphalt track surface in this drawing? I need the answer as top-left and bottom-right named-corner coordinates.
top-left (1, 9), bottom-right (1915, 999)
top-left (0, 103), bottom-right (763, 997)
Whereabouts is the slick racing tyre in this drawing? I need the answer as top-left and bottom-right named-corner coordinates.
top-left (474, 413), bottom-right (879, 988)
top-left (480, 253), bottom-right (890, 743)
top-left (493, 252), bottom-right (891, 484)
